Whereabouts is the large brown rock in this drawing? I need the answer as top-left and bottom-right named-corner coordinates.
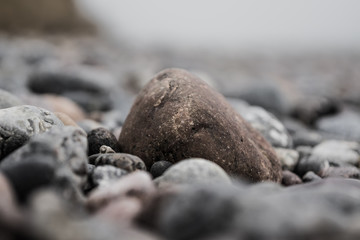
top-left (119, 69), bottom-right (281, 182)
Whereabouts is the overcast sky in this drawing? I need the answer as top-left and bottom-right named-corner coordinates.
top-left (77, 0), bottom-right (360, 52)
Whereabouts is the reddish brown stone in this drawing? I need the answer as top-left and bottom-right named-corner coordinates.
top-left (119, 68), bottom-right (281, 182)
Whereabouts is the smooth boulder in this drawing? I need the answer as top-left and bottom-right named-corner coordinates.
top-left (119, 68), bottom-right (281, 182)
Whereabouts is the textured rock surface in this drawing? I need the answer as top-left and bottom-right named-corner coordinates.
top-left (0, 105), bottom-right (64, 160)
top-left (89, 152), bottom-right (146, 172)
top-left (87, 128), bottom-right (120, 156)
top-left (154, 158), bottom-right (232, 188)
top-left (119, 68), bottom-right (281, 182)
top-left (0, 126), bottom-right (88, 201)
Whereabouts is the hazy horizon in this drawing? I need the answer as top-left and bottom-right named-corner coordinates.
top-left (77, 0), bottom-right (360, 53)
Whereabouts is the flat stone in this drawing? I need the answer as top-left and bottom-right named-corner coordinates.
top-left (119, 68), bottom-right (281, 182)
top-left (322, 166), bottom-right (360, 179)
top-left (154, 158), bottom-right (232, 188)
top-left (0, 105), bottom-right (64, 160)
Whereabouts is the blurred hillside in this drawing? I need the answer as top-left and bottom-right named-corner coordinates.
top-left (0, 0), bottom-right (94, 33)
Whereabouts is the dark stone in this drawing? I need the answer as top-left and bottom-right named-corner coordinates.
top-left (154, 158), bottom-right (231, 188)
top-left (88, 152), bottom-right (146, 172)
top-left (150, 161), bottom-right (173, 178)
top-left (87, 128), bottom-right (120, 156)
top-left (0, 105), bottom-right (64, 160)
top-left (27, 67), bottom-right (115, 112)
top-left (302, 171), bottom-right (322, 182)
top-left (281, 170), bottom-right (302, 186)
top-left (119, 68), bottom-right (281, 182)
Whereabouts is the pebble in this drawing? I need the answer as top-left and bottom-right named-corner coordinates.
top-left (154, 158), bottom-right (232, 188)
top-left (322, 166), bottom-right (360, 179)
top-left (0, 88), bottom-right (23, 109)
top-left (0, 105), bottom-right (64, 160)
top-left (311, 140), bottom-right (360, 167)
top-left (89, 152), bottom-right (146, 172)
top-left (0, 126), bottom-right (88, 201)
top-left (119, 68), bottom-right (281, 182)
top-left (294, 155), bottom-right (330, 177)
top-left (292, 96), bottom-right (340, 125)
top-left (91, 165), bottom-right (128, 187)
top-left (54, 112), bottom-right (78, 127)
top-left (87, 171), bottom-right (155, 210)
top-left (228, 98), bottom-right (293, 148)
top-left (275, 148), bottom-right (299, 171)
top-left (87, 127), bottom-right (120, 156)
top-left (281, 170), bottom-right (302, 186)
top-left (27, 67), bottom-right (115, 112)
top-left (150, 161), bottom-right (173, 178)
top-left (316, 108), bottom-right (360, 142)
top-left (302, 171), bottom-right (322, 182)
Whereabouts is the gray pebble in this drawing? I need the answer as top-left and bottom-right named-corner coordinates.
top-left (275, 148), bottom-right (299, 171)
top-left (302, 171), bottom-right (322, 182)
top-left (91, 165), bottom-right (128, 187)
top-left (154, 158), bottom-right (232, 188)
top-left (0, 105), bottom-right (64, 160)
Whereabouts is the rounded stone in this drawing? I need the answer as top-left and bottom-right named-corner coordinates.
top-left (150, 161), bottom-right (173, 178)
top-left (88, 127), bottom-right (120, 156)
top-left (302, 171), bottom-right (322, 183)
top-left (275, 148), bottom-right (299, 171)
top-left (0, 105), bottom-right (64, 160)
top-left (119, 68), bottom-right (281, 182)
top-left (281, 170), bottom-right (302, 186)
top-left (154, 158), bottom-right (232, 188)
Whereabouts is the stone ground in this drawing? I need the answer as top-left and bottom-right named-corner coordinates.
top-left (0, 34), bottom-right (360, 240)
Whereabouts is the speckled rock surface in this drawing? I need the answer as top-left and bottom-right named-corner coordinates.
top-left (119, 68), bottom-right (281, 182)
